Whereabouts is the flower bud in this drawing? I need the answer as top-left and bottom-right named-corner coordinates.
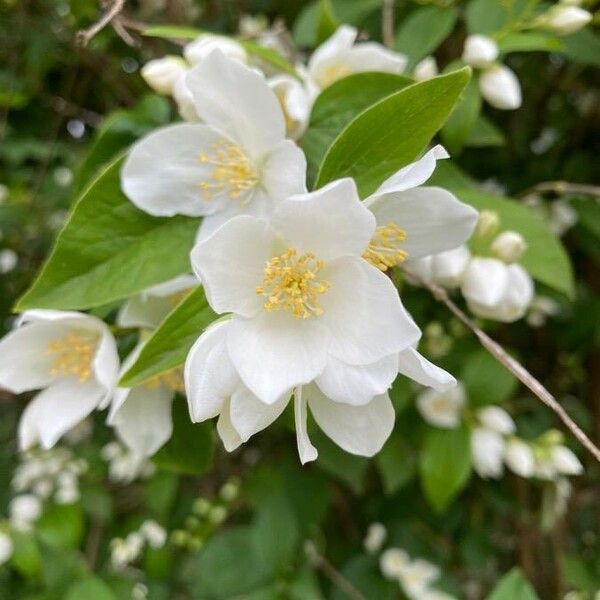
top-left (184, 34), bottom-right (247, 66)
top-left (475, 210), bottom-right (500, 238)
top-left (0, 531), bottom-right (13, 565)
top-left (414, 56), bottom-right (439, 81)
top-left (478, 406), bottom-right (515, 435)
top-left (172, 74), bottom-right (199, 122)
top-left (551, 445), bottom-right (583, 475)
top-left (491, 230), bottom-right (527, 263)
top-left (9, 494), bottom-right (42, 530)
top-left (541, 5), bottom-right (592, 35)
top-left (363, 522), bottom-right (387, 554)
top-left (479, 65), bottom-right (522, 110)
top-left (417, 384), bottom-right (465, 429)
top-left (140, 520), bottom-right (167, 549)
top-left (505, 438), bottom-right (536, 477)
top-left (380, 548), bottom-right (410, 579)
top-left (462, 35), bottom-right (499, 68)
top-left (141, 56), bottom-right (188, 96)
top-left (471, 427), bottom-right (505, 479)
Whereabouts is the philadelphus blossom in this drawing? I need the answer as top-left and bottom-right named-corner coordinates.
top-left (307, 25), bottom-right (408, 90)
top-left (122, 51), bottom-right (306, 242)
top-left (0, 310), bottom-right (119, 450)
top-left (417, 383), bottom-right (465, 429)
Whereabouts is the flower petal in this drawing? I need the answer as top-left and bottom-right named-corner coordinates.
top-left (316, 354), bottom-right (397, 406)
top-left (186, 50), bottom-right (284, 157)
top-left (294, 387), bottom-right (318, 464)
top-left (306, 384), bottom-right (394, 457)
top-left (271, 178), bottom-right (375, 261)
top-left (191, 216), bottom-right (277, 317)
top-left (344, 44), bottom-right (407, 74)
top-left (227, 311), bottom-right (328, 405)
top-left (216, 399), bottom-right (242, 452)
top-left (261, 139), bottom-right (307, 200)
top-left (122, 123), bottom-right (235, 217)
top-left (320, 257), bottom-right (421, 365)
top-left (308, 25), bottom-right (357, 76)
top-left (229, 386), bottom-right (289, 442)
top-left (397, 347), bottom-right (456, 391)
top-left (92, 323), bottom-right (120, 407)
top-left (368, 186), bottom-right (478, 259)
top-left (461, 257), bottom-right (508, 308)
top-left (184, 321), bottom-right (239, 422)
top-left (19, 380), bottom-right (105, 450)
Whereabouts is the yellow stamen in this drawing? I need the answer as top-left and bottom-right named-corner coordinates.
top-left (320, 64), bottom-right (353, 87)
top-left (363, 223), bottom-right (408, 272)
top-left (198, 141), bottom-right (258, 201)
top-left (145, 369), bottom-right (185, 393)
top-left (47, 330), bottom-right (99, 382)
top-left (256, 247), bottom-right (330, 319)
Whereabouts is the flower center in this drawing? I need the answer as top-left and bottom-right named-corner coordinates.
top-left (145, 369), bottom-right (184, 393)
top-left (255, 248), bottom-right (330, 319)
top-left (46, 330), bottom-right (98, 382)
top-left (198, 141), bottom-right (258, 201)
top-left (320, 64), bottom-right (353, 87)
top-left (363, 223), bottom-right (408, 272)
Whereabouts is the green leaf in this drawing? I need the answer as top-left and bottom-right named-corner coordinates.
top-left (65, 577), bottom-right (118, 600)
top-left (153, 398), bottom-right (214, 475)
top-left (240, 40), bottom-right (298, 77)
top-left (498, 32), bottom-right (564, 54)
top-left (119, 287), bottom-right (216, 387)
top-left (376, 431), bottom-right (417, 495)
top-left (420, 425), bottom-right (472, 513)
top-left (441, 76), bottom-right (482, 155)
top-left (395, 6), bottom-right (458, 68)
top-left (560, 29), bottom-right (600, 67)
top-left (183, 526), bottom-right (270, 599)
top-left (303, 72), bottom-right (412, 185)
top-left (316, 0), bottom-right (338, 44)
top-left (143, 25), bottom-right (202, 40)
top-left (10, 531), bottom-right (42, 579)
top-left (466, 0), bottom-right (507, 34)
top-left (315, 68), bottom-right (471, 196)
top-left (466, 115), bottom-right (506, 148)
top-left (36, 503), bottom-right (84, 550)
top-left (462, 349), bottom-right (518, 407)
top-left (457, 189), bottom-right (575, 298)
top-left (16, 155), bottom-right (198, 311)
top-left (331, 556), bottom-right (397, 600)
top-left (486, 568), bottom-right (539, 600)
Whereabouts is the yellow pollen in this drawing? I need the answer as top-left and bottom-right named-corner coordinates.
top-left (320, 64), bottom-right (353, 87)
top-left (363, 223), bottom-right (408, 272)
top-left (46, 330), bottom-right (98, 382)
top-left (198, 141), bottom-right (258, 202)
top-left (145, 369), bottom-right (185, 393)
top-left (255, 247), bottom-right (330, 319)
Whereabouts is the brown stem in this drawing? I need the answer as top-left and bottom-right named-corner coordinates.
top-left (382, 0), bottom-right (395, 49)
top-left (519, 180), bottom-right (600, 198)
top-left (76, 0), bottom-right (127, 47)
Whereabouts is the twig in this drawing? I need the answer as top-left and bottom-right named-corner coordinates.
top-left (382, 0), bottom-right (395, 49)
top-left (519, 180), bottom-right (600, 199)
top-left (406, 269), bottom-right (600, 465)
top-left (305, 542), bottom-right (366, 600)
top-left (76, 0), bottom-right (127, 47)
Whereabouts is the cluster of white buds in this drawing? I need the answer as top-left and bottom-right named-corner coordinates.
top-left (537, 0), bottom-right (592, 35)
top-left (8, 494), bottom-right (42, 532)
top-left (11, 446), bottom-right (87, 505)
top-left (101, 441), bottom-right (156, 484)
top-left (110, 519), bottom-right (167, 570)
top-left (462, 35), bottom-right (522, 110)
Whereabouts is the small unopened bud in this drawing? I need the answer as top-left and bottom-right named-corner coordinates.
top-left (540, 429), bottom-right (564, 446)
top-left (141, 56), bottom-right (188, 95)
top-left (363, 522), bottom-right (387, 554)
top-left (219, 479), bottom-right (240, 502)
top-left (479, 65), bottom-right (522, 110)
top-left (491, 230), bottom-right (527, 263)
top-left (462, 34), bottom-right (499, 68)
top-left (0, 531), bottom-right (13, 566)
top-left (551, 445), bottom-right (583, 475)
top-left (414, 56), bottom-right (438, 81)
top-left (540, 5), bottom-right (592, 35)
top-left (208, 505), bottom-right (227, 525)
top-left (193, 497), bottom-right (211, 516)
top-left (476, 210), bottom-right (500, 238)
top-left (505, 438), bottom-right (536, 478)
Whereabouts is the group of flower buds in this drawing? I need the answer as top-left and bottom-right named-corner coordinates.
top-left (101, 441), bottom-right (156, 484)
top-left (110, 519), bottom-right (167, 570)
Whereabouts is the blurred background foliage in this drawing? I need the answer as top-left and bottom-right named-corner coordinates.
top-left (0, 0), bottom-right (599, 599)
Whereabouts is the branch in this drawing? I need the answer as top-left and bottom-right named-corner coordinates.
top-left (519, 180), bottom-right (600, 199)
top-left (76, 0), bottom-right (127, 47)
top-left (382, 0), bottom-right (395, 49)
top-left (406, 269), bottom-right (600, 465)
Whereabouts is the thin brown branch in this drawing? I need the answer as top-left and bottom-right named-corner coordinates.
top-left (76, 0), bottom-right (127, 47)
top-left (382, 0), bottom-right (395, 49)
top-left (519, 180), bottom-right (600, 199)
top-left (406, 270), bottom-right (600, 465)
top-left (305, 542), bottom-right (366, 600)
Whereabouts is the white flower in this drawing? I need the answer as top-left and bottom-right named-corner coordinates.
top-left (363, 146), bottom-right (478, 270)
top-left (477, 406), bottom-right (515, 435)
top-left (414, 56), bottom-right (438, 81)
top-left (491, 230), bottom-right (527, 264)
top-left (407, 245), bottom-right (471, 289)
top-left (380, 548), bottom-right (410, 579)
top-left (417, 383), bottom-right (465, 429)
top-left (122, 50), bottom-right (306, 241)
top-left (0, 310), bottom-right (119, 451)
top-left (0, 249), bottom-right (17, 274)
top-left (268, 74), bottom-right (312, 139)
top-left (462, 35), bottom-right (499, 68)
top-left (505, 438), bottom-right (536, 477)
top-left (140, 520), bottom-right (167, 549)
top-left (551, 445), bottom-right (583, 475)
top-left (541, 5), bottom-right (592, 35)
top-left (479, 65), bottom-right (522, 110)
top-left (172, 73), bottom-right (199, 122)
top-left (364, 522), bottom-right (387, 554)
top-left (189, 179), bottom-right (421, 406)
top-left (461, 257), bottom-right (534, 322)
top-left (117, 274), bottom-right (198, 329)
top-left (307, 25), bottom-right (407, 90)
top-left (184, 34), bottom-right (247, 66)
top-left (0, 531), bottom-right (13, 565)
top-left (400, 558), bottom-right (441, 599)
top-left (471, 427), bottom-right (505, 478)
top-left (141, 56), bottom-right (188, 95)
top-left (9, 494), bottom-right (42, 531)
